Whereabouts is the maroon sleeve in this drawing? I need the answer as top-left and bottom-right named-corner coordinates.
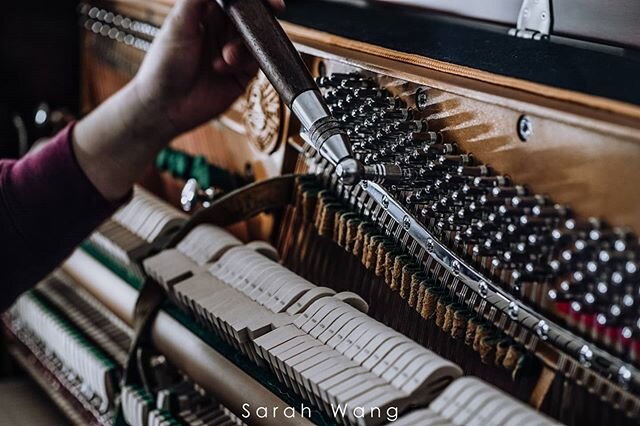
top-left (0, 123), bottom-right (126, 310)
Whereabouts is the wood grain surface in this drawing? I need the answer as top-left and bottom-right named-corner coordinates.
top-left (84, 0), bottom-right (640, 232)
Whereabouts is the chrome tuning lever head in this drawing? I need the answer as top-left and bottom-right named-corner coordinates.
top-left (180, 178), bottom-right (223, 212)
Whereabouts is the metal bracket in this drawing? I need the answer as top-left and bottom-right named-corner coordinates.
top-left (508, 0), bottom-right (552, 40)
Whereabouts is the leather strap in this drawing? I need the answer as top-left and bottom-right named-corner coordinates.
top-left (123, 277), bottom-right (167, 386)
top-left (167, 174), bottom-right (299, 247)
top-left (121, 174), bottom-right (302, 400)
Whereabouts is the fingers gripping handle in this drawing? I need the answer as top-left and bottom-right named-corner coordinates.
top-left (220, 0), bottom-right (361, 181)
top-left (219, 0), bottom-right (315, 106)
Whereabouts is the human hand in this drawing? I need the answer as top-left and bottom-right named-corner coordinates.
top-left (132, 0), bottom-right (285, 138)
top-left (73, 0), bottom-right (284, 201)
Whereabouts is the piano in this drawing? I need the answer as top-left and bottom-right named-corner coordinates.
top-left (3, 0), bottom-right (640, 425)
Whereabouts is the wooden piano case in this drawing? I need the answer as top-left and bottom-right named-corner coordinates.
top-left (70, 0), bottom-right (640, 424)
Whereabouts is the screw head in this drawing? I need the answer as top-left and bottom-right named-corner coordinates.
top-left (360, 180), bottom-right (368, 189)
top-left (478, 281), bottom-right (488, 298)
top-left (579, 345), bottom-right (593, 365)
top-left (382, 195), bottom-right (389, 209)
top-left (618, 365), bottom-right (632, 385)
top-left (426, 238), bottom-right (434, 252)
top-left (517, 115), bottom-right (533, 141)
top-left (508, 302), bottom-right (519, 320)
top-left (402, 215), bottom-right (411, 230)
top-left (415, 88), bottom-right (428, 111)
top-left (535, 320), bottom-right (549, 340)
top-left (452, 260), bottom-right (461, 276)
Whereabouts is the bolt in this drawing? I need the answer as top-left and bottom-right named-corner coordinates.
top-left (517, 115), bottom-right (533, 141)
top-left (508, 302), bottom-right (519, 320)
top-left (579, 345), bottom-right (593, 366)
top-left (478, 281), bottom-right (488, 298)
top-left (618, 365), bottom-right (632, 385)
top-left (402, 215), bottom-right (411, 230)
top-left (426, 238), bottom-right (434, 252)
top-left (535, 320), bottom-right (549, 340)
top-left (452, 260), bottom-right (461, 276)
top-left (415, 89), bottom-right (428, 111)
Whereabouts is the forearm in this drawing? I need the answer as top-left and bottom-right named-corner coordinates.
top-left (73, 81), bottom-right (177, 201)
top-left (0, 125), bottom-right (125, 310)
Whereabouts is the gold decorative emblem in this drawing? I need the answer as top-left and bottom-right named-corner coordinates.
top-left (243, 71), bottom-right (283, 154)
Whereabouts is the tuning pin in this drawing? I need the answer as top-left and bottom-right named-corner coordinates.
top-left (473, 176), bottom-right (510, 188)
top-left (438, 154), bottom-right (472, 166)
top-left (519, 215), bottom-right (557, 230)
top-left (324, 88), bottom-right (349, 101)
top-left (440, 173), bottom-right (469, 187)
top-left (366, 96), bottom-right (406, 109)
top-left (457, 165), bottom-right (488, 177)
top-left (398, 131), bottom-right (442, 145)
top-left (589, 227), bottom-right (635, 249)
top-left (491, 185), bottom-right (526, 198)
top-left (180, 178), bottom-right (222, 212)
top-left (532, 204), bottom-right (569, 218)
top-left (328, 104), bottom-right (348, 115)
top-left (391, 119), bottom-right (428, 132)
top-left (527, 232), bottom-right (553, 247)
top-left (316, 75), bottom-right (345, 88)
top-left (428, 144), bottom-right (458, 156)
top-left (352, 87), bottom-right (385, 98)
top-left (341, 78), bottom-right (376, 89)
top-left (479, 194), bottom-right (511, 207)
top-left (460, 183), bottom-right (487, 197)
top-left (598, 249), bottom-right (632, 264)
top-left (498, 205), bottom-right (527, 218)
top-left (521, 263), bottom-right (554, 280)
top-left (378, 108), bottom-right (414, 121)
top-left (409, 147), bottom-right (440, 162)
top-left (473, 240), bottom-right (499, 256)
top-left (450, 189), bottom-right (474, 204)
top-left (353, 123), bottom-right (372, 134)
top-left (512, 195), bottom-right (547, 208)
top-left (483, 212), bottom-right (512, 230)
top-left (371, 152), bottom-right (396, 163)
top-left (613, 232), bottom-right (638, 253)
top-left (547, 288), bottom-right (581, 303)
top-left (461, 223), bottom-right (487, 242)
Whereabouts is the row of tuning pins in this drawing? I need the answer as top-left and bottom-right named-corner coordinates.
top-left (548, 218), bottom-right (640, 334)
top-left (317, 73), bottom-right (471, 187)
top-left (412, 175), bottom-right (569, 294)
top-left (317, 73), bottom-right (440, 165)
top-left (316, 73), bottom-right (567, 294)
top-left (407, 162), bottom-right (640, 339)
top-left (317, 72), bottom-right (640, 339)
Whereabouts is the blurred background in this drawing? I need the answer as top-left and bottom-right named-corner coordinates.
top-left (0, 0), bottom-right (79, 159)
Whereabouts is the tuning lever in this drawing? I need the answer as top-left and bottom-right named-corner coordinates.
top-left (219, 0), bottom-right (358, 180)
